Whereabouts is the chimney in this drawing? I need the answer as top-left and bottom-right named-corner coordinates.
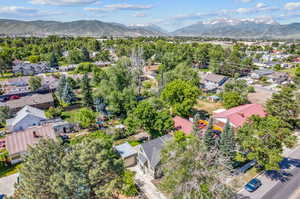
top-left (33, 131), bottom-right (39, 138)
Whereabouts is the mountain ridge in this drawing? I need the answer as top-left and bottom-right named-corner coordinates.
top-left (0, 18), bottom-right (300, 39)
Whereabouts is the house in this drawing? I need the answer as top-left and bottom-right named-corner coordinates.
top-left (5, 124), bottom-right (57, 164)
top-left (6, 106), bottom-right (48, 132)
top-left (137, 134), bottom-right (172, 179)
top-left (213, 104), bottom-right (266, 129)
top-left (201, 73), bottom-right (228, 92)
top-left (173, 116), bottom-right (193, 135)
top-left (250, 69), bottom-right (274, 79)
top-left (1, 93), bottom-right (54, 114)
top-left (12, 61), bottom-right (56, 75)
top-left (143, 65), bottom-right (159, 80)
top-left (267, 72), bottom-right (289, 84)
top-left (115, 142), bottom-right (137, 168)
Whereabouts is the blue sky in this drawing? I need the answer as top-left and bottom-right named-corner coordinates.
top-left (0, 0), bottom-right (300, 31)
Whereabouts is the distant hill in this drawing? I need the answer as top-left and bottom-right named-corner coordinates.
top-left (172, 18), bottom-right (300, 39)
top-left (0, 19), bottom-right (165, 37)
top-left (1, 18), bottom-right (300, 39)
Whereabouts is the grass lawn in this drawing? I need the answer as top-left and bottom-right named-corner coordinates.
top-left (61, 109), bottom-right (80, 123)
top-left (195, 99), bottom-right (225, 115)
top-left (0, 73), bottom-right (14, 80)
top-left (283, 67), bottom-right (298, 78)
top-left (0, 163), bottom-right (22, 178)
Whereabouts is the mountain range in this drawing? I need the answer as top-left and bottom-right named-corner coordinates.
top-left (0, 18), bottom-right (300, 39)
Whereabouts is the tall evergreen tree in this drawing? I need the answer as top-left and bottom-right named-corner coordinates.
top-left (57, 75), bottom-right (66, 99)
top-left (81, 73), bottom-right (94, 109)
top-left (49, 52), bottom-right (59, 68)
top-left (61, 81), bottom-right (76, 104)
top-left (204, 118), bottom-right (216, 151)
top-left (219, 121), bottom-right (236, 165)
top-left (82, 47), bottom-right (90, 62)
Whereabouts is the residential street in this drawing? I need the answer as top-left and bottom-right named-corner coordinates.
top-left (239, 141), bottom-right (300, 199)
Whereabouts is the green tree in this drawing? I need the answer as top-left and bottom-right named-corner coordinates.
top-left (28, 55), bottom-right (40, 63)
top-left (204, 118), bottom-right (217, 151)
top-left (49, 52), bottom-right (59, 68)
top-left (68, 49), bottom-right (84, 64)
top-left (75, 108), bottom-right (97, 129)
top-left (0, 106), bottom-right (10, 128)
top-left (45, 107), bottom-right (63, 119)
top-left (127, 101), bottom-right (173, 138)
top-left (219, 121), bottom-right (236, 166)
top-left (15, 139), bottom-right (65, 199)
top-left (81, 47), bottom-right (90, 62)
top-left (81, 73), bottom-right (94, 109)
top-left (28, 76), bottom-right (42, 91)
top-left (56, 75), bottom-right (67, 99)
top-left (164, 62), bottom-right (200, 86)
top-left (121, 170), bottom-right (138, 197)
top-left (266, 87), bottom-right (299, 128)
top-left (161, 80), bottom-right (200, 117)
top-left (237, 116), bottom-right (296, 170)
top-left (61, 81), bottom-right (76, 105)
top-left (223, 91), bottom-right (247, 109)
top-left (16, 137), bottom-right (125, 199)
top-left (160, 132), bottom-right (235, 199)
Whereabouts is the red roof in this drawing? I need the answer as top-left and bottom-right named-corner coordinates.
top-left (5, 124), bottom-right (56, 156)
top-left (173, 116), bottom-right (193, 135)
top-left (214, 104), bottom-right (266, 128)
top-left (294, 58), bottom-right (300, 62)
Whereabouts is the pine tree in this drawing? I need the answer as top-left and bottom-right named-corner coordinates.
top-left (219, 121), bottom-right (236, 165)
top-left (62, 81), bottom-right (76, 104)
top-left (81, 73), bottom-right (93, 108)
top-left (82, 47), bottom-right (90, 62)
top-left (49, 52), bottom-right (59, 68)
top-left (57, 75), bottom-right (66, 99)
top-left (204, 118), bottom-right (216, 151)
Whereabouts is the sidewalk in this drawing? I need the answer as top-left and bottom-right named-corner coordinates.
top-left (129, 166), bottom-right (167, 199)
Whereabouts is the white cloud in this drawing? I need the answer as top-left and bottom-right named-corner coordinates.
top-left (284, 2), bottom-right (300, 10)
top-left (85, 4), bottom-right (153, 12)
top-left (133, 12), bottom-right (146, 17)
top-left (30, 0), bottom-right (98, 6)
top-left (0, 6), bottom-right (38, 15)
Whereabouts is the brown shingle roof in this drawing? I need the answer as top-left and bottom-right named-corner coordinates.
top-left (5, 124), bottom-right (56, 155)
top-left (3, 93), bottom-right (53, 109)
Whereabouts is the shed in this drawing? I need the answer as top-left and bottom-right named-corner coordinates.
top-left (115, 142), bottom-right (137, 168)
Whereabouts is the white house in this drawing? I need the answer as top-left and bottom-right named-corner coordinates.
top-left (6, 106), bottom-right (47, 132)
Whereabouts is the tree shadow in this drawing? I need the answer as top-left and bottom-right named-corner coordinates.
top-left (264, 158), bottom-right (300, 183)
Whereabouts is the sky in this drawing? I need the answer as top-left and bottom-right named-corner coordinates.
top-left (0, 0), bottom-right (300, 31)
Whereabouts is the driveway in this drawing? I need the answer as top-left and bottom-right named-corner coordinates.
top-left (0, 173), bottom-right (19, 197)
top-left (129, 166), bottom-right (167, 199)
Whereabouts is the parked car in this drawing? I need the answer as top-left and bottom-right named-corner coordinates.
top-left (9, 95), bottom-right (20, 100)
top-left (245, 178), bottom-right (262, 192)
top-left (0, 194), bottom-right (6, 199)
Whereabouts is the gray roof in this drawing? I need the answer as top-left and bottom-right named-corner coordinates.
top-left (115, 142), bottom-right (137, 159)
top-left (253, 69), bottom-right (274, 76)
top-left (7, 105), bottom-right (46, 127)
top-left (204, 73), bottom-right (227, 83)
top-left (140, 134), bottom-right (172, 168)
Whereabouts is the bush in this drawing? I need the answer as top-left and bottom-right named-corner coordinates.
top-left (121, 170), bottom-right (139, 197)
top-left (74, 62), bottom-right (97, 74)
top-left (45, 107), bottom-right (63, 119)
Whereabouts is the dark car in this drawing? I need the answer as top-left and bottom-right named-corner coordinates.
top-left (245, 178), bottom-right (262, 192)
top-left (0, 194), bottom-right (6, 199)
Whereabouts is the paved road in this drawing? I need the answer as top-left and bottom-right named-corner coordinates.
top-left (239, 141), bottom-right (300, 199)
top-left (0, 173), bottom-right (19, 197)
top-left (261, 166), bottom-right (300, 199)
